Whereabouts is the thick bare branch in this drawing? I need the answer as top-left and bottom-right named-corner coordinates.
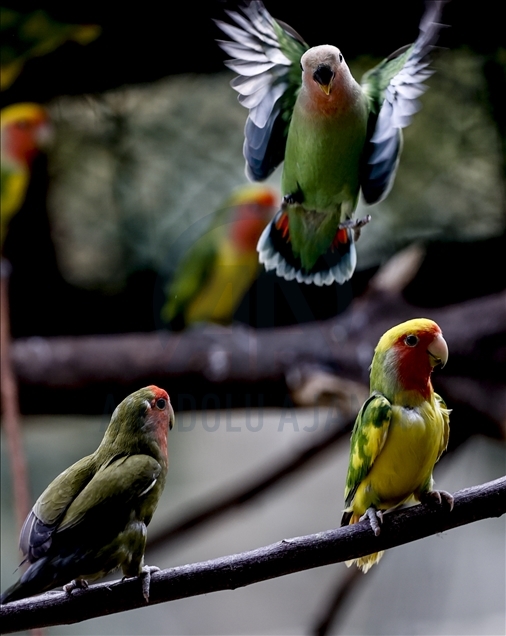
top-left (1, 477), bottom-right (505, 634)
top-left (10, 290), bottom-right (505, 429)
top-left (10, 290), bottom-right (506, 384)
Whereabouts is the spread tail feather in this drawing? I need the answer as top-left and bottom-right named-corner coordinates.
top-left (345, 551), bottom-right (385, 573)
top-left (257, 213), bottom-right (356, 286)
top-left (341, 510), bottom-right (384, 573)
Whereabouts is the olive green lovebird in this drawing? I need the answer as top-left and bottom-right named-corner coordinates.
top-left (216, 1), bottom-right (447, 285)
top-left (0, 386), bottom-right (174, 605)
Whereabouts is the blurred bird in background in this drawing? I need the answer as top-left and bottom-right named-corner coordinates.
top-left (163, 184), bottom-right (278, 329)
top-left (216, 1), bottom-right (447, 285)
top-left (0, 7), bottom-right (100, 91)
top-left (0, 385), bottom-right (174, 604)
top-left (1, 102), bottom-right (53, 533)
top-left (1, 102), bottom-right (52, 252)
top-left (341, 318), bottom-right (452, 572)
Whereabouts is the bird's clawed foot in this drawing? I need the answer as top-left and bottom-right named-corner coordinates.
top-left (140, 565), bottom-right (160, 603)
top-left (420, 489), bottom-right (454, 511)
top-left (360, 506), bottom-right (384, 536)
top-left (339, 215), bottom-right (372, 241)
top-left (63, 579), bottom-right (89, 595)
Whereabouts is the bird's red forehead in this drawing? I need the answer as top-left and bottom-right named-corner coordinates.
top-left (148, 385), bottom-right (169, 402)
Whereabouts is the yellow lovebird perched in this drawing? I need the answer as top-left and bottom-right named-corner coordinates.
top-left (341, 318), bottom-right (452, 572)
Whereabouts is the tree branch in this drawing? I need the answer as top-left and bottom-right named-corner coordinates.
top-left (11, 291), bottom-right (505, 389)
top-left (2, 477), bottom-right (505, 634)
top-left (9, 290), bottom-right (506, 432)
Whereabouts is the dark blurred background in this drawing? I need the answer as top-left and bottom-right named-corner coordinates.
top-left (2, 1), bottom-right (504, 102)
top-left (1, 4), bottom-right (505, 635)
top-left (1, 0), bottom-right (505, 413)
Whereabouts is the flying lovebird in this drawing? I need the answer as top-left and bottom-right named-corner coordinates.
top-left (216, 1), bottom-right (447, 285)
top-left (1, 102), bottom-right (52, 250)
top-left (0, 386), bottom-right (174, 604)
top-left (341, 318), bottom-right (452, 572)
top-left (163, 183), bottom-right (278, 328)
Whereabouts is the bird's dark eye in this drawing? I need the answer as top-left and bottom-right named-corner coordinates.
top-left (300, 60), bottom-right (303, 71)
top-left (405, 334), bottom-right (419, 347)
top-left (339, 53), bottom-right (343, 63)
top-left (156, 398), bottom-right (166, 410)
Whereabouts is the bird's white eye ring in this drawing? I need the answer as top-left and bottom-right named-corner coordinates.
top-left (405, 334), bottom-right (419, 347)
top-left (156, 398), bottom-right (166, 410)
top-left (338, 52), bottom-right (343, 63)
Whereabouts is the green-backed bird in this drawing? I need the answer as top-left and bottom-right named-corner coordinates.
top-left (216, 1), bottom-right (447, 285)
top-left (163, 183), bottom-right (277, 328)
top-left (0, 386), bottom-right (174, 604)
top-left (341, 318), bottom-right (452, 572)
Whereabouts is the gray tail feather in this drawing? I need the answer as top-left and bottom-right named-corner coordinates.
top-left (0, 557), bottom-right (62, 604)
top-left (340, 510), bottom-right (353, 527)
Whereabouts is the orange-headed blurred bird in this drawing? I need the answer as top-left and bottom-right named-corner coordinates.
top-left (163, 184), bottom-right (278, 328)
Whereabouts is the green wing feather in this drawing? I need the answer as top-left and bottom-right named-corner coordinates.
top-left (359, 1), bottom-right (445, 204)
top-left (32, 455), bottom-right (96, 528)
top-left (57, 455), bottom-right (161, 532)
top-left (360, 45), bottom-right (414, 115)
top-left (435, 392), bottom-right (451, 460)
top-left (20, 454), bottom-right (97, 559)
top-left (344, 393), bottom-right (392, 508)
top-left (271, 18), bottom-right (308, 133)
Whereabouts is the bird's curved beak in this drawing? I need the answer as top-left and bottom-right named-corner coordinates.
top-left (169, 403), bottom-right (175, 430)
top-left (313, 64), bottom-right (334, 96)
top-left (427, 333), bottom-right (448, 368)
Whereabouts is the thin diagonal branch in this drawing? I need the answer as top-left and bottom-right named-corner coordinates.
top-left (312, 566), bottom-right (363, 636)
top-left (147, 416), bottom-right (354, 551)
top-left (1, 477), bottom-right (505, 634)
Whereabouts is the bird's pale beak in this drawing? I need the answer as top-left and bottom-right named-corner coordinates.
top-left (168, 403), bottom-right (175, 430)
top-left (427, 333), bottom-right (448, 368)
